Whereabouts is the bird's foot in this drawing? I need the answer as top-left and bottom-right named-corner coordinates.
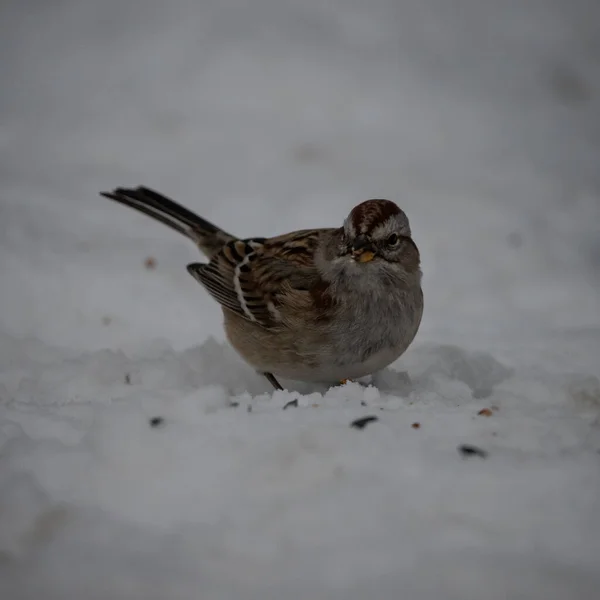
top-left (263, 372), bottom-right (284, 390)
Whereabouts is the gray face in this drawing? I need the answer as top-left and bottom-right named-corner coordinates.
top-left (316, 199), bottom-right (420, 289)
top-left (340, 211), bottom-right (414, 265)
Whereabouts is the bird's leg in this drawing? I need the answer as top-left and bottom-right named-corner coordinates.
top-left (263, 372), bottom-right (284, 391)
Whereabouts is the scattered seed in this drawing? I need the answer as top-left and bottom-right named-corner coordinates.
top-left (144, 256), bottom-right (157, 270)
top-left (350, 415), bottom-right (379, 430)
top-left (411, 422), bottom-right (420, 429)
top-left (149, 417), bottom-right (164, 428)
top-left (477, 408), bottom-right (493, 417)
top-left (283, 398), bottom-right (298, 410)
top-left (458, 444), bottom-right (488, 458)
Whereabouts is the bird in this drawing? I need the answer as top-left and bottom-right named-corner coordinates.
top-left (100, 186), bottom-right (423, 391)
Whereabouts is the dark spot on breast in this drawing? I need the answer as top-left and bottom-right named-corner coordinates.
top-left (310, 278), bottom-right (334, 317)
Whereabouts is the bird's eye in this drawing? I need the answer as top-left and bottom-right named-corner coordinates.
top-left (386, 233), bottom-right (399, 246)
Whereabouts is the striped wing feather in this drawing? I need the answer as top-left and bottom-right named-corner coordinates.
top-left (187, 230), bottom-right (328, 328)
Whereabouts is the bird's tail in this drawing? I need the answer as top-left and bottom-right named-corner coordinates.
top-left (100, 186), bottom-right (236, 258)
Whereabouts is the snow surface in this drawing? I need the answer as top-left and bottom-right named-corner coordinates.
top-left (1, 0), bottom-right (600, 598)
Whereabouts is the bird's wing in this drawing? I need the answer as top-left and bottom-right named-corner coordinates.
top-left (187, 229), bottom-right (333, 328)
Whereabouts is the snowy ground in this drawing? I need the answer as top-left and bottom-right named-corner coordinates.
top-left (1, 1), bottom-right (600, 598)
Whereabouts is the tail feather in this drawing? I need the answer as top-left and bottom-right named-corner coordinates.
top-left (100, 186), bottom-right (236, 258)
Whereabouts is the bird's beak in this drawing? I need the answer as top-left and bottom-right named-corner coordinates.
top-left (353, 249), bottom-right (375, 263)
top-left (351, 236), bottom-right (376, 263)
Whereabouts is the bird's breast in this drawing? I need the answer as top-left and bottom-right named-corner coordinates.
top-left (327, 285), bottom-right (423, 367)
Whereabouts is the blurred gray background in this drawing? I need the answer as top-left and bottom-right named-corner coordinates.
top-left (1, 3), bottom-right (600, 599)
top-left (1, 0), bottom-right (599, 353)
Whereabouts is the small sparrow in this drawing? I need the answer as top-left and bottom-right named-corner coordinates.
top-left (100, 187), bottom-right (423, 390)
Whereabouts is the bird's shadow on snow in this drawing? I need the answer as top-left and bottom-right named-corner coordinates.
top-left (147, 339), bottom-right (516, 404)
top-left (0, 334), bottom-right (520, 409)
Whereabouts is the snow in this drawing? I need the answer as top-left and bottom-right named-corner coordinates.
top-left (1, 0), bottom-right (600, 598)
